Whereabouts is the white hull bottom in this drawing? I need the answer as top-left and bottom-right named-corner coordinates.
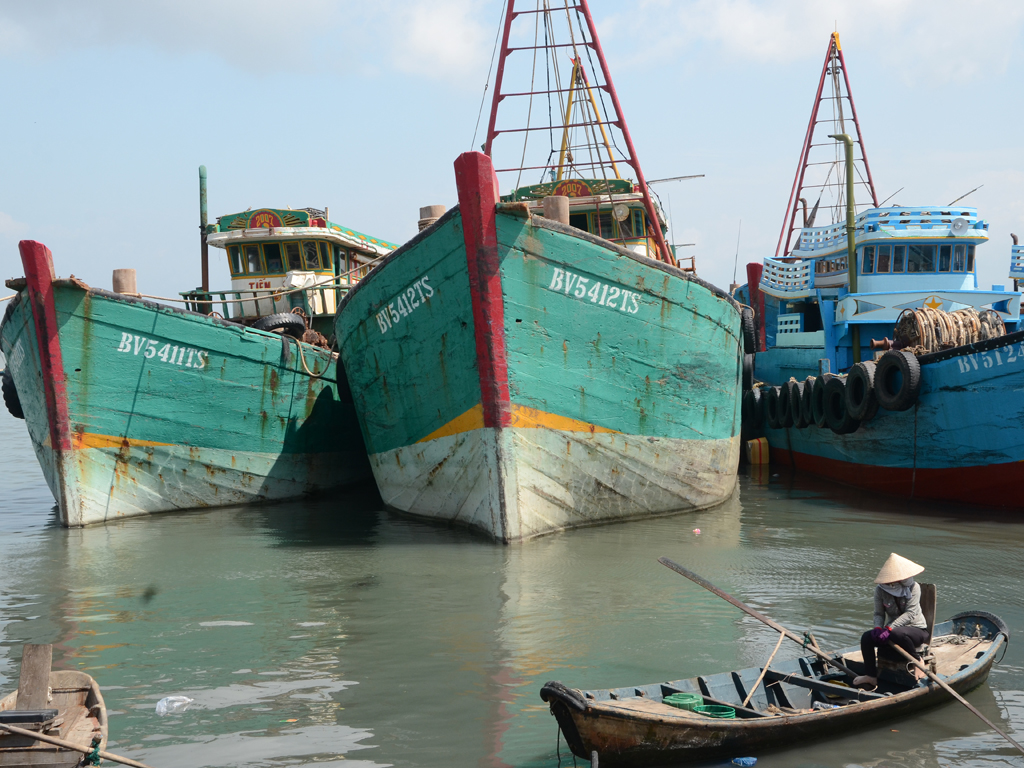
top-left (368, 426), bottom-right (740, 543)
top-left (37, 442), bottom-right (371, 527)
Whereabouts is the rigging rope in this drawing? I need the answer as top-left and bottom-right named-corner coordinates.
top-left (471, 1), bottom-right (507, 150)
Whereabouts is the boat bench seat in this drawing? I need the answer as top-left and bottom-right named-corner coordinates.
top-left (0, 709), bottom-right (59, 729)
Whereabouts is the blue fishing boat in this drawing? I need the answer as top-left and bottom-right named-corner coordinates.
top-left (735, 34), bottom-right (1024, 507)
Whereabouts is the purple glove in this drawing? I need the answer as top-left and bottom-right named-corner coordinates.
top-left (871, 626), bottom-right (891, 644)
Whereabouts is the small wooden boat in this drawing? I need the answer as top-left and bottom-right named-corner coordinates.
top-left (541, 610), bottom-right (1009, 766)
top-left (0, 646), bottom-right (107, 768)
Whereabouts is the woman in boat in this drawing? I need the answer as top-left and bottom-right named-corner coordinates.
top-left (853, 553), bottom-right (929, 688)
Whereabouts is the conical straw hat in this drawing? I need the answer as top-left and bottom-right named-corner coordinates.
top-left (875, 553), bottom-right (924, 583)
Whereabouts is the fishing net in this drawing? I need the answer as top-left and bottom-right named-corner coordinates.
top-left (893, 307), bottom-right (1005, 354)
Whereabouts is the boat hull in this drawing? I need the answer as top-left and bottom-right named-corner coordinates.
top-left (542, 613), bottom-right (1006, 765)
top-left (0, 241), bottom-right (371, 527)
top-left (755, 333), bottom-right (1024, 507)
top-left (335, 153), bottom-right (742, 543)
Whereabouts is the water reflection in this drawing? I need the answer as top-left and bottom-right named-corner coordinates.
top-left (0, 415), bottom-right (1023, 767)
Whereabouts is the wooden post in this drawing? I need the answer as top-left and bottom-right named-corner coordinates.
top-left (542, 196), bottom-right (570, 225)
top-left (112, 269), bottom-right (137, 295)
top-left (199, 165), bottom-right (209, 292)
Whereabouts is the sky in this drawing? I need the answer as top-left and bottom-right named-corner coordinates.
top-left (1, 0), bottom-right (1022, 299)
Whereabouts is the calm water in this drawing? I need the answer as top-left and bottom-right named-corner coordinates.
top-left (1, 414), bottom-right (1024, 768)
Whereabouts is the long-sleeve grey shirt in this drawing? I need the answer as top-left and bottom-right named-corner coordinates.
top-left (873, 583), bottom-right (927, 629)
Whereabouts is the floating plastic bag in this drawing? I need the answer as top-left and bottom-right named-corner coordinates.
top-left (732, 759), bottom-right (757, 767)
top-left (155, 696), bottom-right (194, 716)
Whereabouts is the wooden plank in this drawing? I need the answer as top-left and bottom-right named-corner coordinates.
top-left (16, 645), bottom-right (52, 711)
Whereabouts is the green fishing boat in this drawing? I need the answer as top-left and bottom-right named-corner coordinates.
top-left (0, 172), bottom-right (397, 526)
top-left (333, 1), bottom-right (744, 543)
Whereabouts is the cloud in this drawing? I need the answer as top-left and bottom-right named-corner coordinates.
top-left (609, 0), bottom-right (1024, 81)
top-left (0, 212), bottom-right (29, 241)
top-left (0, 0), bottom-right (491, 83)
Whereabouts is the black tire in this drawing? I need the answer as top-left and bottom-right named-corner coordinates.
top-left (764, 386), bottom-right (782, 429)
top-left (801, 376), bottom-right (816, 427)
top-left (824, 376), bottom-right (860, 434)
top-left (251, 312), bottom-right (306, 339)
top-left (742, 353), bottom-right (754, 391)
top-left (846, 361), bottom-right (879, 421)
top-left (786, 379), bottom-right (807, 428)
top-left (742, 388), bottom-right (763, 432)
top-left (741, 307), bottom-right (756, 354)
top-left (776, 381), bottom-right (795, 428)
top-left (2, 369), bottom-right (24, 420)
top-left (811, 373), bottom-right (834, 428)
top-left (875, 350), bottom-right (921, 412)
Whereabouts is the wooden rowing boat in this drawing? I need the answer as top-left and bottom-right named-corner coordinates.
top-left (541, 610), bottom-right (1008, 766)
top-left (0, 646), bottom-right (107, 768)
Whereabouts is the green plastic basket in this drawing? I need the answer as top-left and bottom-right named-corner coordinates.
top-left (694, 704), bottom-right (736, 719)
top-left (663, 692), bottom-right (702, 711)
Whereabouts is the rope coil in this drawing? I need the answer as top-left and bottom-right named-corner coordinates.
top-left (894, 307), bottom-right (1006, 354)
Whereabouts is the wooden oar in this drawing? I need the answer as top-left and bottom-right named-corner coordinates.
top-left (741, 631), bottom-right (785, 708)
top-left (887, 642), bottom-right (1024, 756)
top-left (0, 722), bottom-right (157, 768)
top-left (658, 557), bottom-right (858, 676)
top-left (659, 557), bottom-right (1024, 757)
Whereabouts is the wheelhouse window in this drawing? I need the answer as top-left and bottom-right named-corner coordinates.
top-left (953, 244), bottom-right (966, 271)
top-left (594, 212), bottom-right (615, 239)
top-left (319, 241), bottom-right (333, 269)
top-left (569, 213), bottom-right (589, 232)
top-left (967, 245), bottom-right (975, 272)
top-left (229, 245), bottom-right (243, 275)
top-left (907, 244), bottom-right (934, 273)
top-left (632, 209), bottom-right (646, 238)
top-left (892, 245), bottom-right (906, 273)
top-left (263, 242), bottom-right (285, 273)
top-left (862, 246), bottom-right (875, 274)
top-left (245, 244), bottom-right (263, 274)
top-left (876, 245), bottom-right (891, 273)
top-left (938, 244), bottom-right (952, 272)
top-left (285, 242), bottom-right (301, 271)
top-left (303, 241), bottom-right (321, 270)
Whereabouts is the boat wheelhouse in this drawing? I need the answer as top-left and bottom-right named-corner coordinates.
top-left (753, 205), bottom-right (1018, 384)
top-left (193, 207), bottom-right (395, 335)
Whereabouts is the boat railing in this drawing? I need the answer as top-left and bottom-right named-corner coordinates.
top-left (180, 282), bottom-right (350, 321)
top-left (1009, 244), bottom-right (1024, 281)
top-left (760, 253), bottom-right (849, 298)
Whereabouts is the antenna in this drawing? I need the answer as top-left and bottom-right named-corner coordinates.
top-left (648, 174), bottom-right (705, 185)
top-left (948, 184), bottom-right (984, 206)
top-left (775, 32), bottom-right (879, 259)
top-left (877, 186), bottom-right (904, 208)
top-left (732, 219), bottom-right (742, 286)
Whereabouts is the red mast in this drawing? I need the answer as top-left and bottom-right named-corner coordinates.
top-left (482, 0), bottom-right (675, 267)
top-left (775, 33), bottom-right (879, 259)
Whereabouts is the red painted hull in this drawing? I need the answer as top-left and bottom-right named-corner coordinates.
top-left (774, 448), bottom-right (1024, 508)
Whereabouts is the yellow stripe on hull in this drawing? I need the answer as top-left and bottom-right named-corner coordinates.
top-left (417, 403), bottom-right (617, 444)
